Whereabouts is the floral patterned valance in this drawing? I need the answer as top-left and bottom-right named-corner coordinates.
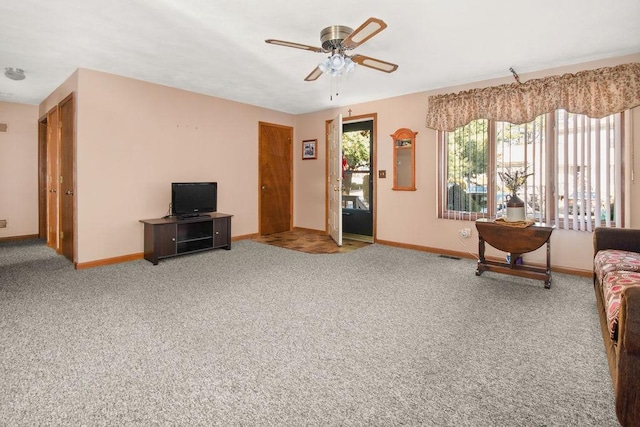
top-left (425, 63), bottom-right (640, 131)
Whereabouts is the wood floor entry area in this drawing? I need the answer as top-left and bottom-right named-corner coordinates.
top-left (252, 230), bottom-right (370, 254)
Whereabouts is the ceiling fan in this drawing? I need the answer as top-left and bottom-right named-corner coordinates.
top-left (265, 17), bottom-right (398, 81)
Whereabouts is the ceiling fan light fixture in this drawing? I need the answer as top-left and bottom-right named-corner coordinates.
top-left (319, 58), bottom-right (330, 73)
top-left (318, 53), bottom-right (356, 77)
top-left (4, 67), bottom-right (25, 81)
top-left (329, 53), bottom-right (345, 71)
top-left (344, 57), bottom-right (356, 73)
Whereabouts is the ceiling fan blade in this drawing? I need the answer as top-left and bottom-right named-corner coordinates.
top-left (342, 17), bottom-right (387, 49)
top-left (304, 66), bottom-right (324, 81)
top-left (265, 39), bottom-right (324, 53)
top-left (351, 54), bottom-right (398, 73)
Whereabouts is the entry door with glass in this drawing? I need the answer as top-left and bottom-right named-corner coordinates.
top-left (342, 119), bottom-right (373, 239)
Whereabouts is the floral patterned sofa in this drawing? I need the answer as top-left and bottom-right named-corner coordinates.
top-left (593, 227), bottom-right (640, 427)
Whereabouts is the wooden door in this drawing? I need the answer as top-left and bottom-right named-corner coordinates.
top-left (59, 94), bottom-right (75, 262)
top-left (37, 118), bottom-right (47, 239)
top-left (259, 122), bottom-right (292, 235)
top-left (328, 114), bottom-right (343, 246)
top-left (46, 107), bottom-right (60, 249)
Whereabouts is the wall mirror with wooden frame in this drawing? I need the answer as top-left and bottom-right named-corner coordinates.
top-left (391, 128), bottom-right (417, 191)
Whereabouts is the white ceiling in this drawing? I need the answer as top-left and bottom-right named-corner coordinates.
top-left (1, 0), bottom-right (639, 114)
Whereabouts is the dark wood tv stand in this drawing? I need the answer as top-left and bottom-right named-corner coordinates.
top-left (140, 213), bottom-right (232, 265)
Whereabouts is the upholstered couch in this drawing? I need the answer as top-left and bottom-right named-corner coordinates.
top-left (593, 227), bottom-right (640, 427)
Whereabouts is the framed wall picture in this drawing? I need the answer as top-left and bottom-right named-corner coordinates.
top-left (302, 139), bottom-right (317, 160)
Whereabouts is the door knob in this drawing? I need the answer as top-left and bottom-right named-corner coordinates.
top-left (334, 187), bottom-right (340, 191)
top-left (65, 190), bottom-right (74, 195)
top-left (261, 185), bottom-right (267, 190)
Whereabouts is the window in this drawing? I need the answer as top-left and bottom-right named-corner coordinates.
top-left (439, 111), bottom-right (623, 230)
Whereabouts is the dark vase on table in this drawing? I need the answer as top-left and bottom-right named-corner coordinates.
top-left (505, 193), bottom-right (525, 222)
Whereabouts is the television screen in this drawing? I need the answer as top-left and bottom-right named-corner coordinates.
top-left (171, 182), bottom-right (217, 217)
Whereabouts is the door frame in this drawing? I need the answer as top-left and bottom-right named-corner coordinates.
top-left (342, 118), bottom-right (374, 238)
top-left (37, 115), bottom-right (48, 239)
top-left (325, 113), bottom-right (377, 242)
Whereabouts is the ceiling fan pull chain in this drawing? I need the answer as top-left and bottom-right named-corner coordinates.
top-left (330, 77), bottom-right (334, 100)
top-left (330, 75), bottom-right (341, 100)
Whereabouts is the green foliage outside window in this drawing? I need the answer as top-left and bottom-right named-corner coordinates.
top-left (343, 130), bottom-right (370, 171)
top-left (446, 120), bottom-right (489, 212)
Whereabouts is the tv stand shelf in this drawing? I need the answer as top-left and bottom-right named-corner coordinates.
top-left (140, 213), bottom-right (232, 265)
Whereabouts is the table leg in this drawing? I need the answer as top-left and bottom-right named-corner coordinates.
top-left (545, 239), bottom-right (552, 289)
top-left (476, 236), bottom-right (485, 276)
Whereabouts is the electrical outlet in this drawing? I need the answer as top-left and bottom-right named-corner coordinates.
top-left (0, 219), bottom-right (6, 228)
top-left (459, 228), bottom-right (471, 238)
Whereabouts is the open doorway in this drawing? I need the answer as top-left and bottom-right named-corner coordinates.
top-left (342, 116), bottom-right (374, 242)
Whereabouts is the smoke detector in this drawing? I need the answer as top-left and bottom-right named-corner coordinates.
top-left (4, 68), bottom-right (25, 81)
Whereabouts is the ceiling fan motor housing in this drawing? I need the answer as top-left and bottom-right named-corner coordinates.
top-left (320, 25), bottom-right (353, 51)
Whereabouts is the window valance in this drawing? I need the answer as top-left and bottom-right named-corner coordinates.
top-left (425, 62), bottom-right (640, 131)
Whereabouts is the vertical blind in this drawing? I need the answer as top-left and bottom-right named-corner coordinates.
top-left (440, 111), bottom-right (622, 229)
top-left (555, 110), bottom-right (620, 231)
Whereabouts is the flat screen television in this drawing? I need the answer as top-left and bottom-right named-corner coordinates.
top-left (171, 182), bottom-right (217, 218)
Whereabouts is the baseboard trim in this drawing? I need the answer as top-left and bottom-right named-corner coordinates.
top-left (0, 234), bottom-right (40, 243)
top-left (65, 234), bottom-right (592, 278)
top-left (232, 233), bottom-right (258, 241)
top-left (375, 239), bottom-right (592, 278)
top-left (76, 253), bottom-right (144, 270)
top-left (375, 239), bottom-right (476, 260)
top-left (548, 265), bottom-right (592, 278)
top-left (77, 234), bottom-right (254, 269)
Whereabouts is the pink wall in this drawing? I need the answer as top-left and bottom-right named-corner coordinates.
top-left (73, 69), bottom-right (294, 263)
top-left (293, 108), bottom-right (338, 230)
top-left (0, 102), bottom-right (39, 238)
top-left (294, 54), bottom-right (640, 272)
top-left (0, 71), bottom-right (77, 241)
top-left (18, 52), bottom-right (639, 271)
